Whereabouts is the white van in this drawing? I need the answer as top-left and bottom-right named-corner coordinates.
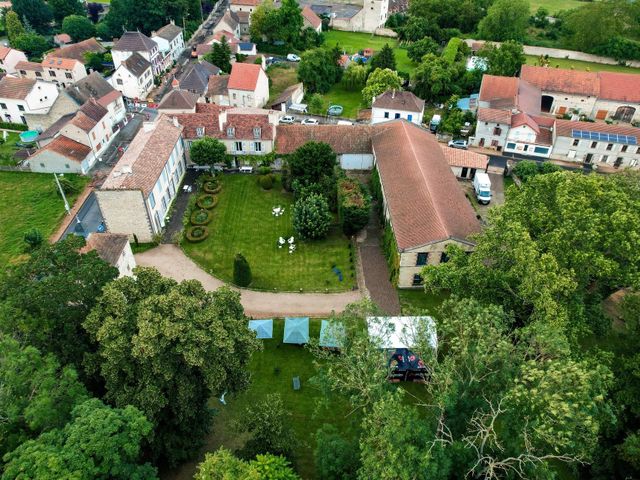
top-left (473, 172), bottom-right (492, 205)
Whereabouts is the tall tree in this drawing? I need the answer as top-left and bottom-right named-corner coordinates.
top-left (83, 269), bottom-right (261, 466)
top-left (368, 43), bottom-right (396, 71)
top-left (1, 399), bottom-right (157, 480)
top-left (11, 32), bottom-right (50, 57)
top-left (477, 40), bottom-right (525, 76)
top-left (412, 53), bottom-right (461, 102)
top-left (0, 235), bottom-right (118, 371)
top-left (314, 424), bottom-right (360, 479)
top-left (190, 137), bottom-right (227, 173)
top-left (204, 35), bottom-right (232, 73)
top-left (342, 63), bottom-right (367, 90)
top-left (297, 46), bottom-right (342, 94)
top-left (478, 0), bottom-right (530, 42)
top-left (62, 14), bottom-right (96, 41)
top-left (5, 11), bottom-right (24, 42)
top-left (194, 448), bottom-right (300, 480)
top-left (276, 0), bottom-right (303, 44)
top-left (287, 140), bottom-right (338, 202)
top-left (98, 0), bottom-right (166, 38)
top-left (361, 68), bottom-right (402, 107)
top-left (0, 335), bottom-right (89, 459)
top-left (48, 0), bottom-right (85, 24)
top-left (11, 0), bottom-right (53, 33)
top-left (406, 36), bottom-right (439, 63)
top-left (292, 193), bottom-right (332, 240)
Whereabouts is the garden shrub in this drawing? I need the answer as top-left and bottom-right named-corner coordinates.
top-left (257, 166), bottom-right (272, 176)
top-left (512, 160), bottom-right (560, 182)
top-left (293, 193), bottom-right (331, 240)
top-left (203, 181), bottom-right (222, 194)
top-left (382, 222), bottom-right (400, 285)
top-left (338, 178), bottom-right (370, 236)
top-left (0, 122), bottom-right (28, 131)
top-left (190, 209), bottom-right (212, 225)
top-left (441, 37), bottom-right (463, 64)
top-left (259, 174), bottom-right (273, 190)
top-left (233, 253), bottom-right (252, 287)
top-left (186, 225), bottom-right (209, 242)
top-left (23, 228), bottom-right (43, 250)
top-left (54, 176), bottom-right (80, 196)
top-left (196, 194), bottom-right (218, 209)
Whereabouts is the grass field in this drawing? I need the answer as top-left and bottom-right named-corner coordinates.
top-left (267, 65), bottom-right (299, 105)
top-left (529, 0), bottom-right (586, 14)
top-left (398, 289), bottom-right (449, 314)
top-left (182, 175), bottom-right (356, 292)
top-left (320, 82), bottom-right (364, 118)
top-left (0, 133), bottom-right (21, 166)
top-left (524, 55), bottom-right (640, 74)
top-left (0, 172), bottom-right (88, 265)
top-left (163, 318), bottom-right (430, 480)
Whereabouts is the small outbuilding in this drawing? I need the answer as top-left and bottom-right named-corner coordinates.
top-left (283, 317), bottom-right (309, 344)
top-left (248, 319), bottom-right (274, 339)
top-left (319, 320), bottom-right (345, 349)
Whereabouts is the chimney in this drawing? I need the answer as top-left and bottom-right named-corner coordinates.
top-left (391, 89), bottom-right (395, 99)
top-left (172, 116), bottom-right (180, 128)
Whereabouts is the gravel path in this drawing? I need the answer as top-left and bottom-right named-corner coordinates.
top-left (135, 244), bottom-right (363, 318)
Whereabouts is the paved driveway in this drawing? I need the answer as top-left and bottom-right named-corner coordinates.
top-left (135, 244), bottom-right (362, 318)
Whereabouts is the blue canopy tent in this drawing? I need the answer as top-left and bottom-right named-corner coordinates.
top-left (248, 319), bottom-right (273, 339)
top-left (283, 317), bottom-right (309, 344)
top-left (319, 320), bottom-right (344, 349)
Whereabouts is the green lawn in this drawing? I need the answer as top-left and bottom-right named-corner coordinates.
top-left (0, 133), bottom-right (22, 166)
top-left (163, 318), bottom-right (430, 480)
top-left (182, 175), bottom-right (356, 292)
top-left (524, 55), bottom-right (640, 74)
top-left (319, 82), bottom-right (364, 119)
top-left (529, 0), bottom-right (586, 14)
top-left (267, 65), bottom-right (299, 105)
top-left (0, 172), bottom-right (89, 265)
top-left (398, 289), bottom-right (449, 315)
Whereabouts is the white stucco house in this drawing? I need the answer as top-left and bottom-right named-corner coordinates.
top-left (0, 46), bottom-right (27, 74)
top-left (371, 90), bottom-right (425, 125)
top-left (0, 77), bottom-right (59, 125)
top-left (112, 31), bottom-right (163, 76)
top-left (227, 63), bottom-right (269, 108)
top-left (110, 53), bottom-right (154, 100)
top-left (28, 135), bottom-right (94, 174)
top-left (39, 56), bottom-right (88, 88)
top-left (152, 21), bottom-right (185, 66)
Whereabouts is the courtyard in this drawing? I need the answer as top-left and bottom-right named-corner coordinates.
top-left (181, 174), bottom-right (356, 292)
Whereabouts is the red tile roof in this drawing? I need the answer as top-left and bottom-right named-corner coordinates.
top-left (372, 121), bottom-right (480, 250)
top-left (174, 103), bottom-right (228, 138)
top-left (69, 99), bottom-right (108, 132)
top-left (15, 61), bottom-right (43, 72)
top-left (223, 112), bottom-right (273, 140)
top-left (231, 0), bottom-right (260, 5)
top-left (43, 56), bottom-right (81, 70)
top-left (511, 112), bottom-right (540, 133)
top-left (275, 124), bottom-right (375, 154)
top-left (49, 38), bottom-right (106, 62)
top-left (520, 64), bottom-right (599, 96)
top-left (302, 5), bottom-right (322, 29)
top-left (477, 107), bottom-right (512, 124)
top-left (97, 89), bottom-right (122, 108)
top-left (0, 46), bottom-right (11, 60)
top-left (598, 72), bottom-right (640, 103)
top-left (440, 146), bottom-right (489, 170)
top-left (228, 63), bottom-right (262, 91)
top-left (0, 77), bottom-right (36, 100)
top-left (479, 75), bottom-right (540, 113)
top-left (196, 44), bottom-right (212, 56)
top-left (54, 33), bottom-right (72, 44)
top-left (39, 135), bottom-right (92, 163)
top-left (207, 74), bottom-right (229, 96)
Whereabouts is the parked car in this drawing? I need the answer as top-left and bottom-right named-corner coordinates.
top-left (327, 105), bottom-right (343, 116)
top-left (287, 53), bottom-right (301, 62)
top-left (279, 115), bottom-right (295, 124)
top-left (266, 56), bottom-right (284, 66)
top-left (301, 118), bottom-right (319, 125)
top-left (448, 139), bottom-right (468, 149)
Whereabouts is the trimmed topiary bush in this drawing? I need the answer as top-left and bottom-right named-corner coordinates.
top-left (259, 174), bottom-right (273, 190)
top-left (196, 194), bottom-right (218, 209)
top-left (293, 193), bottom-right (331, 240)
top-left (233, 253), bottom-right (252, 287)
top-left (186, 225), bottom-right (209, 242)
top-left (190, 209), bottom-right (212, 225)
top-left (203, 181), bottom-right (222, 194)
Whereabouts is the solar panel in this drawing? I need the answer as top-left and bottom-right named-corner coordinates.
top-left (571, 129), bottom-right (637, 145)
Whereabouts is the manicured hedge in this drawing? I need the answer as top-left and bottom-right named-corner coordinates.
top-left (0, 122), bottom-right (28, 132)
top-left (186, 225), bottom-right (209, 242)
top-left (338, 178), bottom-right (371, 236)
top-left (203, 181), bottom-right (222, 194)
top-left (196, 194), bottom-right (218, 209)
top-left (190, 209), bottom-right (213, 225)
top-left (441, 37), bottom-right (463, 64)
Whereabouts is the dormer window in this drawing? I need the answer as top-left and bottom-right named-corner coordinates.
top-left (196, 127), bottom-right (205, 137)
top-left (227, 127), bottom-right (235, 137)
top-left (253, 127), bottom-right (261, 139)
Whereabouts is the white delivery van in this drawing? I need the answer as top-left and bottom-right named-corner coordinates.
top-left (429, 114), bottom-right (441, 133)
top-left (473, 172), bottom-right (492, 205)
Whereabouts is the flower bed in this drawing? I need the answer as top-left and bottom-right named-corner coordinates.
top-left (185, 225), bottom-right (209, 242)
top-left (190, 209), bottom-right (213, 225)
top-left (203, 181), bottom-right (222, 194)
top-left (196, 194), bottom-right (218, 209)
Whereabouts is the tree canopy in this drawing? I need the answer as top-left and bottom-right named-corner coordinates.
top-left (297, 46), bottom-right (342, 94)
top-left (83, 269), bottom-right (261, 466)
top-left (49, 0), bottom-right (85, 23)
top-left (361, 68), bottom-right (402, 107)
top-left (11, 0), bottom-right (52, 33)
top-left (62, 15), bottom-right (96, 42)
top-left (477, 40), bottom-right (525, 77)
top-left (478, 0), bottom-right (530, 42)
top-left (368, 43), bottom-right (396, 72)
top-left (204, 35), bottom-right (232, 73)
top-left (190, 137), bottom-right (227, 172)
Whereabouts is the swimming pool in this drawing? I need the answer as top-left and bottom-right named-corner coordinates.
top-left (19, 130), bottom-right (39, 143)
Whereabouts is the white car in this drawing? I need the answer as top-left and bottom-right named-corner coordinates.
top-left (448, 139), bottom-right (468, 149)
top-left (279, 115), bottom-right (295, 124)
top-left (301, 118), bottom-right (319, 125)
top-left (287, 53), bottom-right (301, 62)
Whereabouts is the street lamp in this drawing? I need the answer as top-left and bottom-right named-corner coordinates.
top-left (53, 173), bottom-right (71, 215)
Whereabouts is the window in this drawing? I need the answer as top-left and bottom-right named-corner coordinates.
top-left (590, 141), bottom-right (598, 148)
top-left (65, 72), bottom-right (72, 79)
top-left (534, 146), bottom-right (549, 154)
top-left (394, 113), bottom-right (400, 119)
top-left (232, 93), bottom-right (236, 99)
top-left (408, 114), bottom-right (413, 121)
top-left (572, 138), bottom-right (579, 146)
top-left (253, 127), bottom-right (261, 138)
top-left (49, 70), bottom-right (56, 77)
top-left (384, 112), bottom-right (389, 119)
top-left (621, 145), bottom-right (628, 152)
top-left (92, 131), bottom-right (96, 140)
top-left (226, 127), bottom-right (235, 137)
top-left (416, 252), bottom-right (428, 266)
top-left (149, 192), bottom-right (156, 208)
top-left (117, 78), bottom-right (123, 85)
top-left (35, 72), bottom-right (42, 77)
top-left (412, 274), bottom-right (423, 286)
top-left (17, 105), bottom-right (24, 112)
top-left (196, 127), bottom-right (204, 137)
top-left (636, 147), bottom-right (640, 154)
top-left (20, 116), bottom-right (26, 124)
top-left (0, 103), bottom-right (6, 109)
top-left (494, 127), bottom-right (502, 135)
top-left (440, 252), bottom-right (449, 263)
top-left (40, 162), bottom-right (44, 167)
top-left (600, 155), bottom-right (609, 163)
top-left (234, 141), bottom-right (243, 151)
top-left (65, 163), bottom-right (70, 169)
top-left (19, 70), bottom-right (26, 75)
top-left (606, 143), bottom-right (613, 151)
top-left (254, 141), bottom-right (262, 152)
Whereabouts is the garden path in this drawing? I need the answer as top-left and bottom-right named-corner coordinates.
top-left (135, 244), bottom-right (363, 317)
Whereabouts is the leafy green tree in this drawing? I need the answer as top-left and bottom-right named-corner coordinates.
top-left (342, 63), bottom-right (367, 91)
top-left (12, 32), bottom-right (50, 58)
top-left (49, 0), bottom-right (85, 23)
top-left (83, 50), bottom-right (109, 71)
top-left (412, 53), bottom-right (461, 102)
top-left (409, 0), bottom-right (491, 34)
top-left (62, 14), bottom-right (96, 41)
top-left (306, 92), bottom-right (325, 114)
top-left (297, 46), bottom-right (342, 94)
top-left (251, 454), bottom-right (300, 479)
top-left (478, 0), bottom-right (530, 42)
top-left (235, 393), bottom-right (296, 459)
top-left (5, 11), bottom-right (24, 42)
top-left (0, 235), bottom-right (118, 370)
top-left (84, 269), bottom-right (261, 466)
top-left (0, 335), bottom-right (89, 459)
top-left (11, 0), bottom-right (52, 33)
top-left (1, 399), bottom-right (157, 480)
top-left (530, 6), bottom-right (549, 28)
top-left (98, 0), bottom-right (166, 38)
top-left (406, 36), bottom-right (439, 63)
top-left (361, 68), bottom-right (402, 107)
top-left (277, 0), bottom-right (303, 45)
top-left (439, 95), bottom-right (465, 135)
top-left (368, 43), bottom-right (396, 72)
top-left (314, 424), bottom-right (360, 479)
top-left (512, 160), bottom-right (560, 182)
top-left (477, 40), bottom-right (525, 77)
top-left (233, 253), bottom-right (252, 287)
top-left (194, 448), bottom-right (299, 479)
top-left (23, 227), bottom-right (43, 250)
top-left (205, 35), bottom-right (232, 73)
top-left (293, 193), bottom-right (332, 240)
top-left (249, 0), bottom-right (275, 42)
top-left (190, 137), bottom-right (227, 173)
top-left (288, 141), bottom-right (337, 195)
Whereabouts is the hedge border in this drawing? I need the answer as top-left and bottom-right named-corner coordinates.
top-left (185, 225), bottom-right (209, 242)
top-left (196, 194), bottom-right (218, 209)
top-left (190, 208), bottom-right (213, 225)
